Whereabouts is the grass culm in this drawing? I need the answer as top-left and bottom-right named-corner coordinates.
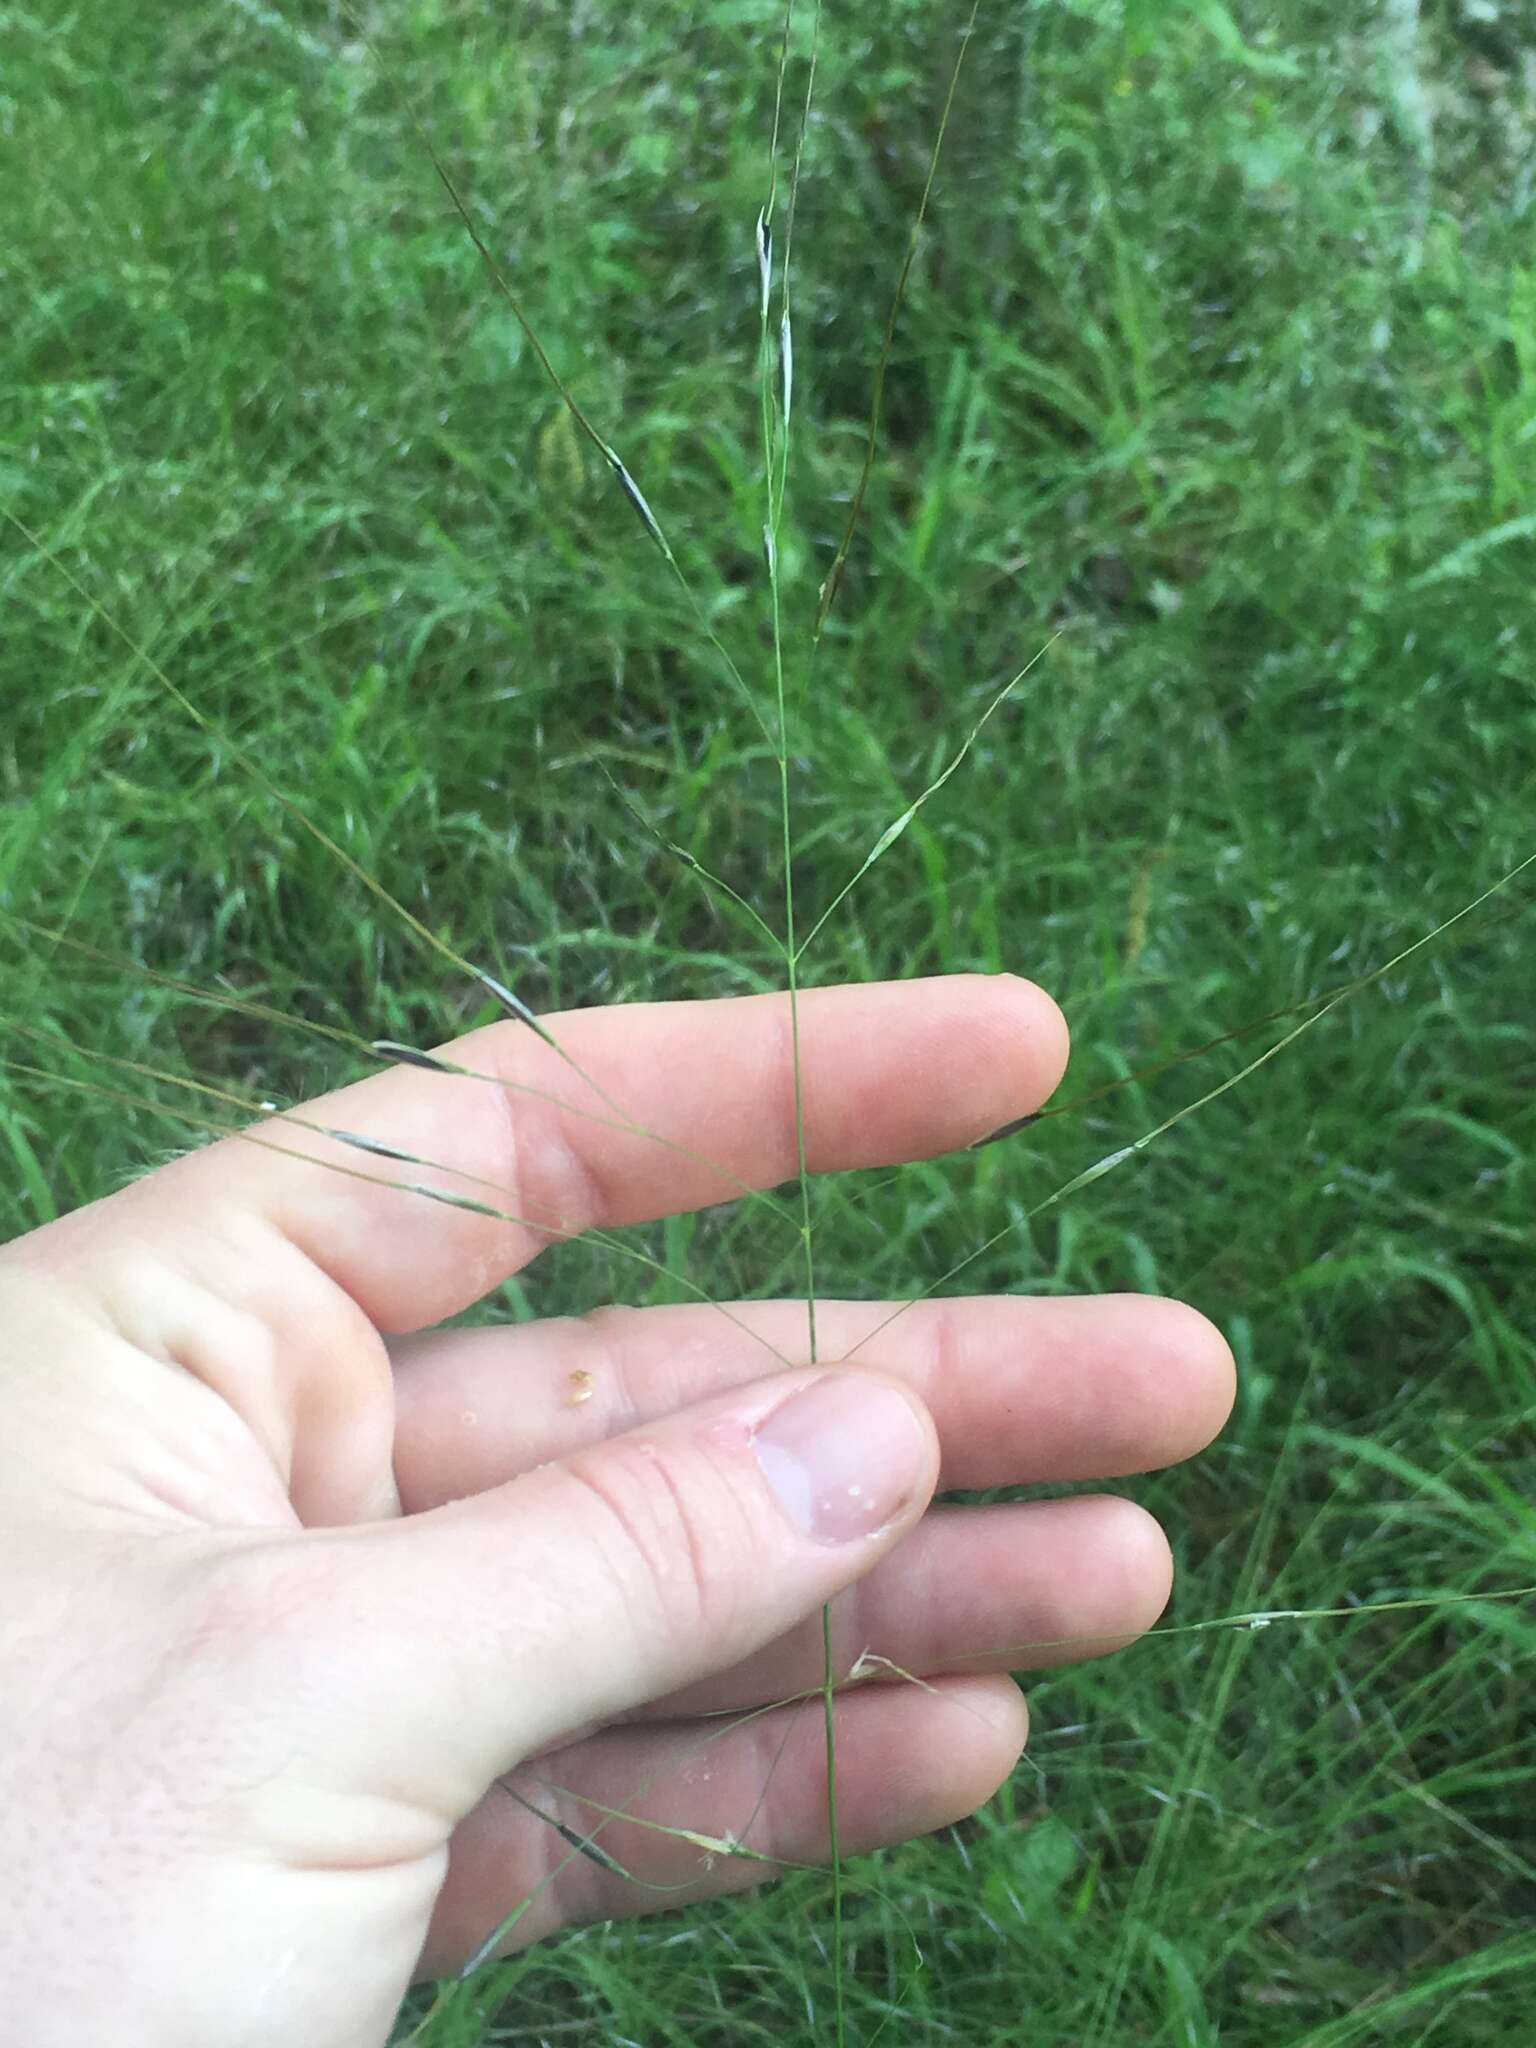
top-left (4, 2), bottom-right (1536, 2043)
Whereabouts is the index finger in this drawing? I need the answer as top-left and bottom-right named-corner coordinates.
top-left (26, 975), bottom-right (1067, 1333)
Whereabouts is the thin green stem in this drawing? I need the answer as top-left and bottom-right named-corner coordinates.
top-left (822, 1599), bottom-right (844, 2045)
top-left (760, 9), bottom-right (837, 2036)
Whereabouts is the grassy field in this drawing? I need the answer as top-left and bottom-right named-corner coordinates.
top-left (5, 0), bottom-right (1536, 2040)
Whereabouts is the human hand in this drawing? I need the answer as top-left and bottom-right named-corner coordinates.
top-left (0, 976), bottom-right (1233, 2046)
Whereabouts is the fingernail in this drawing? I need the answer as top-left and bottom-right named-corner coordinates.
top-left (753, 1373), bottom-right (929, 1545)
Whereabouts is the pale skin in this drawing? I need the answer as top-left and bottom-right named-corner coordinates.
top-left (0, 974), bottom-right (1235, 2045)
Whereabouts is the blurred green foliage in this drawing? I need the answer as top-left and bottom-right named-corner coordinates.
top-left (3, 1), bottom-right (1535, 2041)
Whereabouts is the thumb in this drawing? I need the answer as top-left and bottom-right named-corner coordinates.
top-left (304, 1367), bottom-right (938, 1818)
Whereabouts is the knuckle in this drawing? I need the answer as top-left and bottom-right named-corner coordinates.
top-left (502, 1086), bottom-right (612, 1245)
top-left (183, 1536), bottom-right (345, 1662)
top-left (928, 1296), bottom-right (969, 1395)
top-left (568, 1306), bottom-right (648, 1431)
top-left (562, 1439), bottom-right (744, 1651)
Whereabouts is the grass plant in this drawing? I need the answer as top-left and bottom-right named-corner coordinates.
top-left (4, 1), bottom-right (1536, 2042)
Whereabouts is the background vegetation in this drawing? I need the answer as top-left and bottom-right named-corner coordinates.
top-left (3, 0), bottom-right (1535, 2040)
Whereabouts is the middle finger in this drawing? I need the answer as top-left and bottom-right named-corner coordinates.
top-left (391, 1293), bottom-right (1235, 1512)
